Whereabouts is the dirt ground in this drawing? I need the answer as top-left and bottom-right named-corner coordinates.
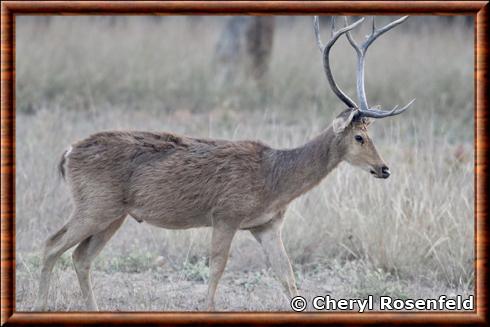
top-left (16, 237), bottom-right (471, 312)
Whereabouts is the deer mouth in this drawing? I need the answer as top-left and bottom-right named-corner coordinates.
top-left (370, 169), bottom-right (384, 179)
top-left (370, 168), bottom-right (390, 179)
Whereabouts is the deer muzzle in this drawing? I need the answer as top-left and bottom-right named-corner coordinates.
top-left (370, 165), bottom-right (390, 179)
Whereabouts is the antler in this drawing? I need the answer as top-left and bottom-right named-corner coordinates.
top-left (344, 16), bottom-right (416, 118)
top-left (313, 16), bottom-right (364, 109)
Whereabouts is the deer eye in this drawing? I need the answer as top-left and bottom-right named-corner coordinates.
top-left (355, 135), bottom-right (364, 144)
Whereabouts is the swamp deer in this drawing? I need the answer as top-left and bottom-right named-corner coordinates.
top-left (36, 16), bottom-right (414, 311)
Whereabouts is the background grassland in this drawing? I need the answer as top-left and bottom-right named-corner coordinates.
top-left (15, 16), bottom-right (474, 311)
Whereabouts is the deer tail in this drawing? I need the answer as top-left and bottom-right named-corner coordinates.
top-left (58, 146), bottom-right (72, 180)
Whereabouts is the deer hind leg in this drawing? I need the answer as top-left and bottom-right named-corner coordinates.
top-left (205, 221), bottom-right (238, 311)
top-left (35, 208), bottom-right (123, 311)
top-left (72, 216), bottom-right (126, 311)
top-left (250, 217), bottom-right (298, 300)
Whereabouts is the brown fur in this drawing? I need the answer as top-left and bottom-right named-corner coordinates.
top-left (45, 225), bottom-right (67, 247)
top-left (35, 14), bottom-right (408, 310)
top-left (66, 131), bottom-right (269, 229)
top-left (37, 113), bottom-right (388, 311)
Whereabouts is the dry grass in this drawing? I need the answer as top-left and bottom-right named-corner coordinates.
top-left (15, 16), bottom-right (473, 311)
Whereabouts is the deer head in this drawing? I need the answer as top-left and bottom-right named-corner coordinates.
top-left (313, 16), bottom-right (415, 179)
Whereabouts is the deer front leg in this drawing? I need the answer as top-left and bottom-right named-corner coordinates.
top-left (205, 221), bottom-right (237, 310)
top-left (250, 216), bottom-right (298, 299)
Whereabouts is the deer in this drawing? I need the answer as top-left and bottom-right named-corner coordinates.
top-left (35, 16), bottom-right (414, 311)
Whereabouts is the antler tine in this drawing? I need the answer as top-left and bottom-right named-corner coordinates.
top-left (313, 16), bottom-right (324, 51)
top-left (313, 16), bottom-right (364, 109)
top-left (345, 16), bottom-right (413, 118)
top-left (363, 16), bottom-right (409, 51)
top-left (358, 98), bottom-right (416, 119)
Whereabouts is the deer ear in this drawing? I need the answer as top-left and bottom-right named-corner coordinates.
top-left (332, 110), bottom-right (357, 134)
top-left (363, 117), bottom-right (374, 127)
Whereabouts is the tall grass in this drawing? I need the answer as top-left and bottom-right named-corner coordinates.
top-left (15, 16), bottom-right (473, 307)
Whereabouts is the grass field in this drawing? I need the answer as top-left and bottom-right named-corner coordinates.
top-left (15, 16), bottom-right (474, 311)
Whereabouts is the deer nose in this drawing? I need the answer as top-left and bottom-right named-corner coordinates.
top-left (381, 166), bottom-right (390, 179)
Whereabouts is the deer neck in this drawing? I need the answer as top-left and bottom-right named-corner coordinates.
top-left (266, 126), bottom-right (344, 205)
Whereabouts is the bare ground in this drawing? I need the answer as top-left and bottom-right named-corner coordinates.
top-left (16, 232), bottom-right (471, 312)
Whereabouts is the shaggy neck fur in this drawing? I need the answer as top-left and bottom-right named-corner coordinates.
top-left (266, 125), bottom-right (345, 204)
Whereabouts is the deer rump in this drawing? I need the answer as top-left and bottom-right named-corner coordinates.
top-left (62, 131), bottom-right (271, 229)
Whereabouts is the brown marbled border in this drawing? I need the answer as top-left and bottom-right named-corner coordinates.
top-left (1, 1), bottom-right (488, 326)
